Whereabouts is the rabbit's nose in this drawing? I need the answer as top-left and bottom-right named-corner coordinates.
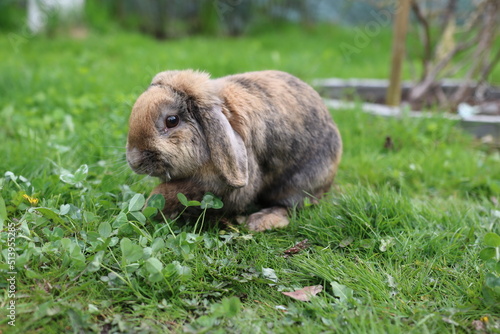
top-left (126, 146), bottom-right (145, 169)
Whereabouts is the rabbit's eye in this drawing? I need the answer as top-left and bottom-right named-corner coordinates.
top-left (165, 115), bottom-right (180, 128)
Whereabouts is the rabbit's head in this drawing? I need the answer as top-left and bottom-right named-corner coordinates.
top-left (126, 70), bottom-right (248, 188)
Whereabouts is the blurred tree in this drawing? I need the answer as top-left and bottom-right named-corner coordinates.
top-left (408, 0), bottom-right (500, 109)
top-left (0, 0), bottom-right (25, 31)
top-left (83, 0), bottom-right (320, 38)
top-left (386, 0), bottom-right (411, 106)
top-left (1, 0), bottom-right (483, 35)
top-left (27, 0), bottom-right (85, 33)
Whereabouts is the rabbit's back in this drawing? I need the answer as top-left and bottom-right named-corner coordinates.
top-left (217, 71), bottom-right (342, 208)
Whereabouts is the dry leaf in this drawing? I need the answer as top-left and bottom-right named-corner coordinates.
top-left (283, 239), bottom-right (310, 257)
top-left (472, 316), bottom-right (490, 331)
top-left (339, 236), bottom-right (354, 248)
top-left (282, 285), bottom-right (323, 302)
top-left (261, 267), bottom-right (278, 285)
top-left (472, 320), bottom-right (485, 331)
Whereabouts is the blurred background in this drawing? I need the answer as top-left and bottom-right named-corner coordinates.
top-left (1, 0), bottom-right (499, 111)
top-left (0, 0), bottom-right (481, 38)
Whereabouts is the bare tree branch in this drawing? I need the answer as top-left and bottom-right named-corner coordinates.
top-left (409, 32), bottom-right (482, 103)
top-left (442, 49), bottom-right (475, 78)
top-left (478, 48), bottom-right (500, 86)
top-left (450, 0), bottom-right (499, 106)
top-left (411, 0), bottom-right (432, 80)
top-left (459, 0), bottom-right (488, 33)
top-left (440, 0), bottom-right (457, 32)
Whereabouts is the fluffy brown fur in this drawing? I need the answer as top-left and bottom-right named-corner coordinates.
top-left (126, 70), bottom-right (342, 231)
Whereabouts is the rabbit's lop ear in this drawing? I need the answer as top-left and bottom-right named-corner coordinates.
top-left (199, 105), bottom-right (248, 188)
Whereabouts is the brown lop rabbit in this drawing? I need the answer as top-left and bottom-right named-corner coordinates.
top-left (126, 70), bottom-right (342, 231)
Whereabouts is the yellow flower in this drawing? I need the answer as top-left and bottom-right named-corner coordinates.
top-left (23, 194), bottom-right (39, 205)
top-left (481, 316), bottom-right (489, 323)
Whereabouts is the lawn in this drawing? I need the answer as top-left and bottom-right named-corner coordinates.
top-left (1, 25), bottom-right (500, 333)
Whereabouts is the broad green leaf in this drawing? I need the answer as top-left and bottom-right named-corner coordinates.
top-left (142, 206), bottom-right (158, 218)
top-left (70, 244), bottom-right (85, 264)
top-left (98, 222), bottom-right (112, 239)
top-left (60, 239), bottom-right (85, 269)
top-left (148, 273), bottom-right (163, 283)
top-left (485, 273), bottom-right (500, 289)
top-left (186, 233), bottom-right (202, 244)
top-left (201, 192), bottom-right (223, 209)
top-left (151, 237), bottom-right (166, 253)
top-left (193, 315), bottom-right (217, 328)
top-left (211, 297), bottom-right (241, 318)
top-left (139, 236), bottom-right (148, 247)
top-left (85, 230), bottom-right (100, 243)
top-left (143, 247), bottom-right (152, 259)
top-left (73, 164), bottom-right (88, 182)
top-left (164, 262), bottom-right (177, 277)
top-left (147, 194), bottom-right (165, 210)
top-left (129, 211), bottom-right (146, 225)
top-left (16, 252), bottom-right (30, 267)
top-left (25, 269), bottom-right (42, 279)
top-left (51, 227), bottom-right (64, 239)
top-left (177, 193), bottom-right (189, 206)
top-left (181, 244), bottom-right (191, 256)
top-left (59, 172), bottom-right (76, 184)
top-left (479, 247), bottom-right (496, 261)
top-left (330, 281), bottom-right (353, 303)
top-left (84, 211), bottom-right (98, 223)
top-left (87, 251), bottom-right (104, 272)
top-left (59, 204), bottom-right (71, 215)
top-left (59, 165), bottom-right (87, 186)
top-left (128, 193), bottom-right (145, 212)
top-left (175, 193), bottom-right (201, 207)
top-left (60, 237), bottom-right (72, 249)
top-left (211, 199), bottom-right (223, 209)
top-left (125, 262), bottom-right (140, 273)
top-left (145, 257), bottom-right (164, 274)
top-left (173, 261), bottom-right (192, 280)
top-left (203, 234), bottom-right (216, 249)
top-left (120, 238), bottom-right (143, 263)
top-left (35, 301), bottom-right (62, 319)
top-left (113, 212), bottom-right (128, 228)
top-left (187, 200), bottom-right (201, 207)
top-left (32, 207), bottom-right (64, 224)
top-left (109, 237), bottom-right (119, 247)
top-left (484, 233), bottom-right (500, 248)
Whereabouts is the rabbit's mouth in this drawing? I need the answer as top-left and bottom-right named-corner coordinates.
top-left (131, 161), bottom-right (172, 182)
top-left (156, 170), bottom-right (171, 182)
top-left (127, 147), bottom-right (172, 181)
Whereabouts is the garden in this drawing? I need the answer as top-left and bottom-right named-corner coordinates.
top-left (1, 1), bottom-right (500, 333)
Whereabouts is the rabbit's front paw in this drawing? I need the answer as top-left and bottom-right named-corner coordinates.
top-left (246, 207), bottom-right (289, 232)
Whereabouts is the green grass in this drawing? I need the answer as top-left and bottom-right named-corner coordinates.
top-left (1, 25), bottom-right (500, 333)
